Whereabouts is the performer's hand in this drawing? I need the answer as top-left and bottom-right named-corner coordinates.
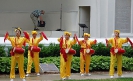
top-left (105, 39), bottom-right (108, 47)
top-left (127, 37), bottom-right (129, 40)
top-left (94, 39), bottom-right (97, 44)
top-left (40, 32), bottom-right (42, 35)
top-left (60, 35), bottom-right (63, 40)
top-left (60, 37), bottom-right (62, 40)
top-left (73, 36), bottom-right (75, 40)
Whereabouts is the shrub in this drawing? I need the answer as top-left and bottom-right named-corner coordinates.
top-left (2, 43), bottom-right (133, 57)
top-left (0, 56), bottom-right (133, 74)
top-left (123, 46), bottom-right (133, 57)
top-left (92, 43), bottom-right (111, 56)
top-left (24, 46), bottom-right (29, 58)
top-left (0, 45), bottom-right (6, 57)
top-left (39, 43), bottom-right (60, 57)
top-left (0, 57), bottom-right (11, 73)
top-left (72, 44), bottom-right (81, 57)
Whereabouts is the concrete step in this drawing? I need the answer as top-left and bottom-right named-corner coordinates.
top-left (0, 30), bottom-right (79, 38)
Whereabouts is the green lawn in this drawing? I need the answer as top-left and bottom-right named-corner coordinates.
top-left (57, 78), bottom-right (133, 81)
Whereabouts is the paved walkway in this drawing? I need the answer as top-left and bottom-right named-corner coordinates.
top-left (0, 72), bottom-right (133, 81)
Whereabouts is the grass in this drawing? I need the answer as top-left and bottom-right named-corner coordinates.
top-left (57, 78), bottom-right (133, 81)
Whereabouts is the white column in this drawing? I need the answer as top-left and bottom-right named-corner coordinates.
top-left (107, 0), bottom-right (116, 37)
top-left (95, 0), bottom-right (101, 38)
top-left (131, 0), bottom-right (133, 34)
top-left (99, 0), bottom-right (108, 38)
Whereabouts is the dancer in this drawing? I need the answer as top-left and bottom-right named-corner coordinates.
top-left (78, 33), bottom-right (96, 76)
top-left (4, 27), bottom-right (30, 81)
top-left (106, 30), bottom-right (133, 78)
top-left (25, 31), bottom-right (48, 76)
top-left (58, 31), bottom-right (77, 80)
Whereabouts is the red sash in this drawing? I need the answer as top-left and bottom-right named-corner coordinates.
top-left (60, 39), bottom-right (67, 62)
top-left (60, 48), bottom-right (67, 62)
top-left (10, 48), bottom-right (14, 56)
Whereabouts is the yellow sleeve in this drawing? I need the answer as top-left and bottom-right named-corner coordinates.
top-left (37, 34), bottom-right (43, 43)
top-left (108, 38), bottom-right (113, 44)
top-left (79, 40), bottom-right (83, 45)
top-left (90, 40), bottom-right (96, 45)
top-left (25, 38), bottom-right (32, 46)
top-left (20, 37), bottom-right (27, 46)
top-left (57, 38), bottom-right (60, 42)
top-left (7, 36), bottom-right (15, 47)
top-left (7, 36), bottom-right (14, 42)
top-left (70, 39), bottom-right (77, 45)
top-left (121, 38), bottom-right (128, 44)
top-left (25, 39), bottom-right (30, 43)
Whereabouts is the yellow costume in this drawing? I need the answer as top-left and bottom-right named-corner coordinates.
top-left (58, 31), bottom-right (77, 79)
top-left (79, 33), bottom-right (96, 75)
top-left (26, 31), bottom-right (43, 75)
top-left (6, 28), bottom-right (28, 79)
top-left (107, 30), bottom-right (128, 76)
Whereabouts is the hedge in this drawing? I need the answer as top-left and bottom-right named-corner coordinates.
top-left (0, 56), bottom-right (133, 74)
top-left (2, 43), bottom-right (132, 58)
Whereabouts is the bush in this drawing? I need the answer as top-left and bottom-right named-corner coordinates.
top-left (92, 43), bottom-right (111, 56)
top-left (72, 44), bottom-right (81, 57)
top-left (7, 46), bottom-right (12, 57)
top-left (24, 46), bottom-right (29, 58)
top-left (0, 45), bottom-right (6, 57)
top-left (39, 43), bottom-right (60, 57)
top-left (0, 56), bottom-right (133, 74)
top-left (0, 57), bottom-right (11, 73)
top-left (123, 46), bottom-right (133, 57)
top-left (2, 43), bottom-right (133, 57)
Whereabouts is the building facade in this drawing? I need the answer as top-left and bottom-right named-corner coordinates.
top-left (0, 0), bottom-right (133, 38)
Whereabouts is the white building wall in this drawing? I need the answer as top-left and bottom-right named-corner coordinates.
top-left (107, 0), bottom-right (116, 37)
top-left (0, 0), bottom-right (132, 38)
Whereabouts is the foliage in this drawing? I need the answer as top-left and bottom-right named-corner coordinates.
top-left (92, 43), bottom-right (111, 56)
top-left (24, 46), bottom-right (28, 58)
top-left (39, 43), bottom-right (60, 57)
top-left (0, 45), bottom-right (6, 57)
top-left (0, 56), bottom-right (133, 74)
top-left (0, 57), bottom-right (11, 73)
top-left (123, 46), bottom-right (133, 57)
top-left (1, 42), bottom-right (133, 57)
top-left (72, 44), bottom-right (81, 57)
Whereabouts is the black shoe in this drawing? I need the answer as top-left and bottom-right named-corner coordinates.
top-left (34, 28), bottom-right (39, 30)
